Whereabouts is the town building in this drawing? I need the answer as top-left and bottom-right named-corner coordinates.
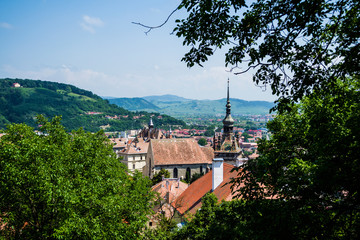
top-left (117, 117), bottom-right (167, 173)
top-left (110, 137), bottom-right (127, 156)
top-left (143, 138), bottom-right (213, 180)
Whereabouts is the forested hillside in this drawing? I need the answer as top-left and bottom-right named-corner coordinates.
top-left (0, 78), bottom-right (185, 132)
top-left (107, 97), bottom-right (160, 112)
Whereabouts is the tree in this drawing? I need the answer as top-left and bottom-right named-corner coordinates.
top-left (230, 78), bottom-right (360, 238)
top-left (197, 137), bottom-right (207, 146)
top-left (170, 79), bottom-right (360, 239)
top-left (173, 0), bottom-right (359, 109)
top-left (190, 172), bottom-right (204, 184)
top-left (0, 116), bottom-right (154, 239)
top-left (204, 125), bottom-right (215, 137)
top-left (152, 169), bottom-right (171, 186)
top-left (174, 193), bottom-right (218, 239)
top-left (241, 132), bottom-right (251, 142)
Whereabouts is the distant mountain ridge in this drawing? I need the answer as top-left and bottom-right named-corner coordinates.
top-left (106, 94), bottom-right (274, 117)
top-left (142, 94), bottom-right (191, 103)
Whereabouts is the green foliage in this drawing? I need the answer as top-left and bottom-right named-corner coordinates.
top-left (173, 197), bottom-right (360, 240)
top-left (241, 132), bottom-right (250, 142)
top-left (143, 214), bottom-right (177, 240)
top-left (174, 0), bottom-right (359, 109)
top-left (229, 78), bottom-right (360, 238)
top-left (197, 137), bottom-right (207, 146)
top-left (108, 97), bottom-right (160, 111)
top-left (173, 193), bottom-right (218, 239)
top-left (0, 116), bottom-right (154, 239)
top-left (152, 169), bottom-right (171, 186)
top-left (167, 79), bottom-right (360, 240)
top-left (189, 172), bottom-right (204, 184)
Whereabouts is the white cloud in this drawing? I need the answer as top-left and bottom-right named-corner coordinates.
top-left (0, 64), bottom-right (276, 102)
top-left (0, 22), bottom-right (12, 29)
top-left (80, 15), bottom-right (104, 33)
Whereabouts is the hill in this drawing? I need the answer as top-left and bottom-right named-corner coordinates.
top-left (108, 97), bottom-right (160, 112)
top-left (107, 95), bottom-right (274, 117)
top-left (0, 78), bottom-right (185, 132)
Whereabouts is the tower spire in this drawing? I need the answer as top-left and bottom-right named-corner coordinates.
top-left (226, 78), bottom-right (231, 116)
top-left (222, 78), bottom-right (234, 136)
top-left (149, 116), bottom-right (154, 128)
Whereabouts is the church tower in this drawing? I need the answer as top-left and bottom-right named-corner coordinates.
top-left (213, 79), bottom-right (243, 166)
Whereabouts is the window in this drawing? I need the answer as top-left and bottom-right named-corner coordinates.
top-left (173, 168), bottom-right (178, 178)
top-left (200, 166), bottom-right (203, 174)
top-left (133, 164), bottom-right (136, 169)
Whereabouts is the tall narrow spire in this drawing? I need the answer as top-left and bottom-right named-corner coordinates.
top-left (226, 78), bottom-right (231, 116)
top-left (223, 78), bottom-right (234, 128)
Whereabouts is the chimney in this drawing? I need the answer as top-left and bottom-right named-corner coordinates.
top-left (212, 158), bottom-right (224, 191)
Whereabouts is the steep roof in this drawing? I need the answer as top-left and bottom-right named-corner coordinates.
top-left (124, 138), bottom-right (149, 154)
top-left (151, 139), bottom-right (213, 166)
top-left (110, 138), bottom-right (127, 149)
top-left (173, 163), bottom-right (240, 215)
top-left (151, 179), bottom-right (188, 204)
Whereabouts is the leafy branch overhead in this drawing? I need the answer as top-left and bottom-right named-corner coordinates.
top-left (174, 0), bottom-right (359, 105)
top-left (135, 0), bottom-right (359, 108)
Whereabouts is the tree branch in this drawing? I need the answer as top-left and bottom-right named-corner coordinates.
top-left (132, 7), bottom-right (179, 35)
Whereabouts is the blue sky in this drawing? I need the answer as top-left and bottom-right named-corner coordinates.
top-left (0, 0), bottom-right (276, 101)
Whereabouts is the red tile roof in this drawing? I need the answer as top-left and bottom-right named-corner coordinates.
top-left (173, 163), bottom-right (240, 215)
top-left (125, 138), bottom-right (149, 154)
top-left (151, 139), bottom-right (213, 165)
top-left (110, 137), bottom-right (127, 149)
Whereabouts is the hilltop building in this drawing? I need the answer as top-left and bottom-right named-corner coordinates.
top-left (212, 79), bottom-right (245, 166)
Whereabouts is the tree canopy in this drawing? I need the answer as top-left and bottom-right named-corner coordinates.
top-left (228, 78), bottom-right (360, 238)
top-left (0, 116), bottom-right (154, 239)
top-left (197, 137), bottom-right (207, 146)
top-left (174, 0), bottom-right (359, 108)
top-left (169, 78), bottom-right (360, 240)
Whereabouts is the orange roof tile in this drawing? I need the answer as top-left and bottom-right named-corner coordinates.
top-left (151, 139), bottom-right (213, 165)
top-left (125, 138), bottom-right (149, 154)
top-left (110, 137), bottom-right (127, 149)
top-left (173, 163), bottom-right (240, 215)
